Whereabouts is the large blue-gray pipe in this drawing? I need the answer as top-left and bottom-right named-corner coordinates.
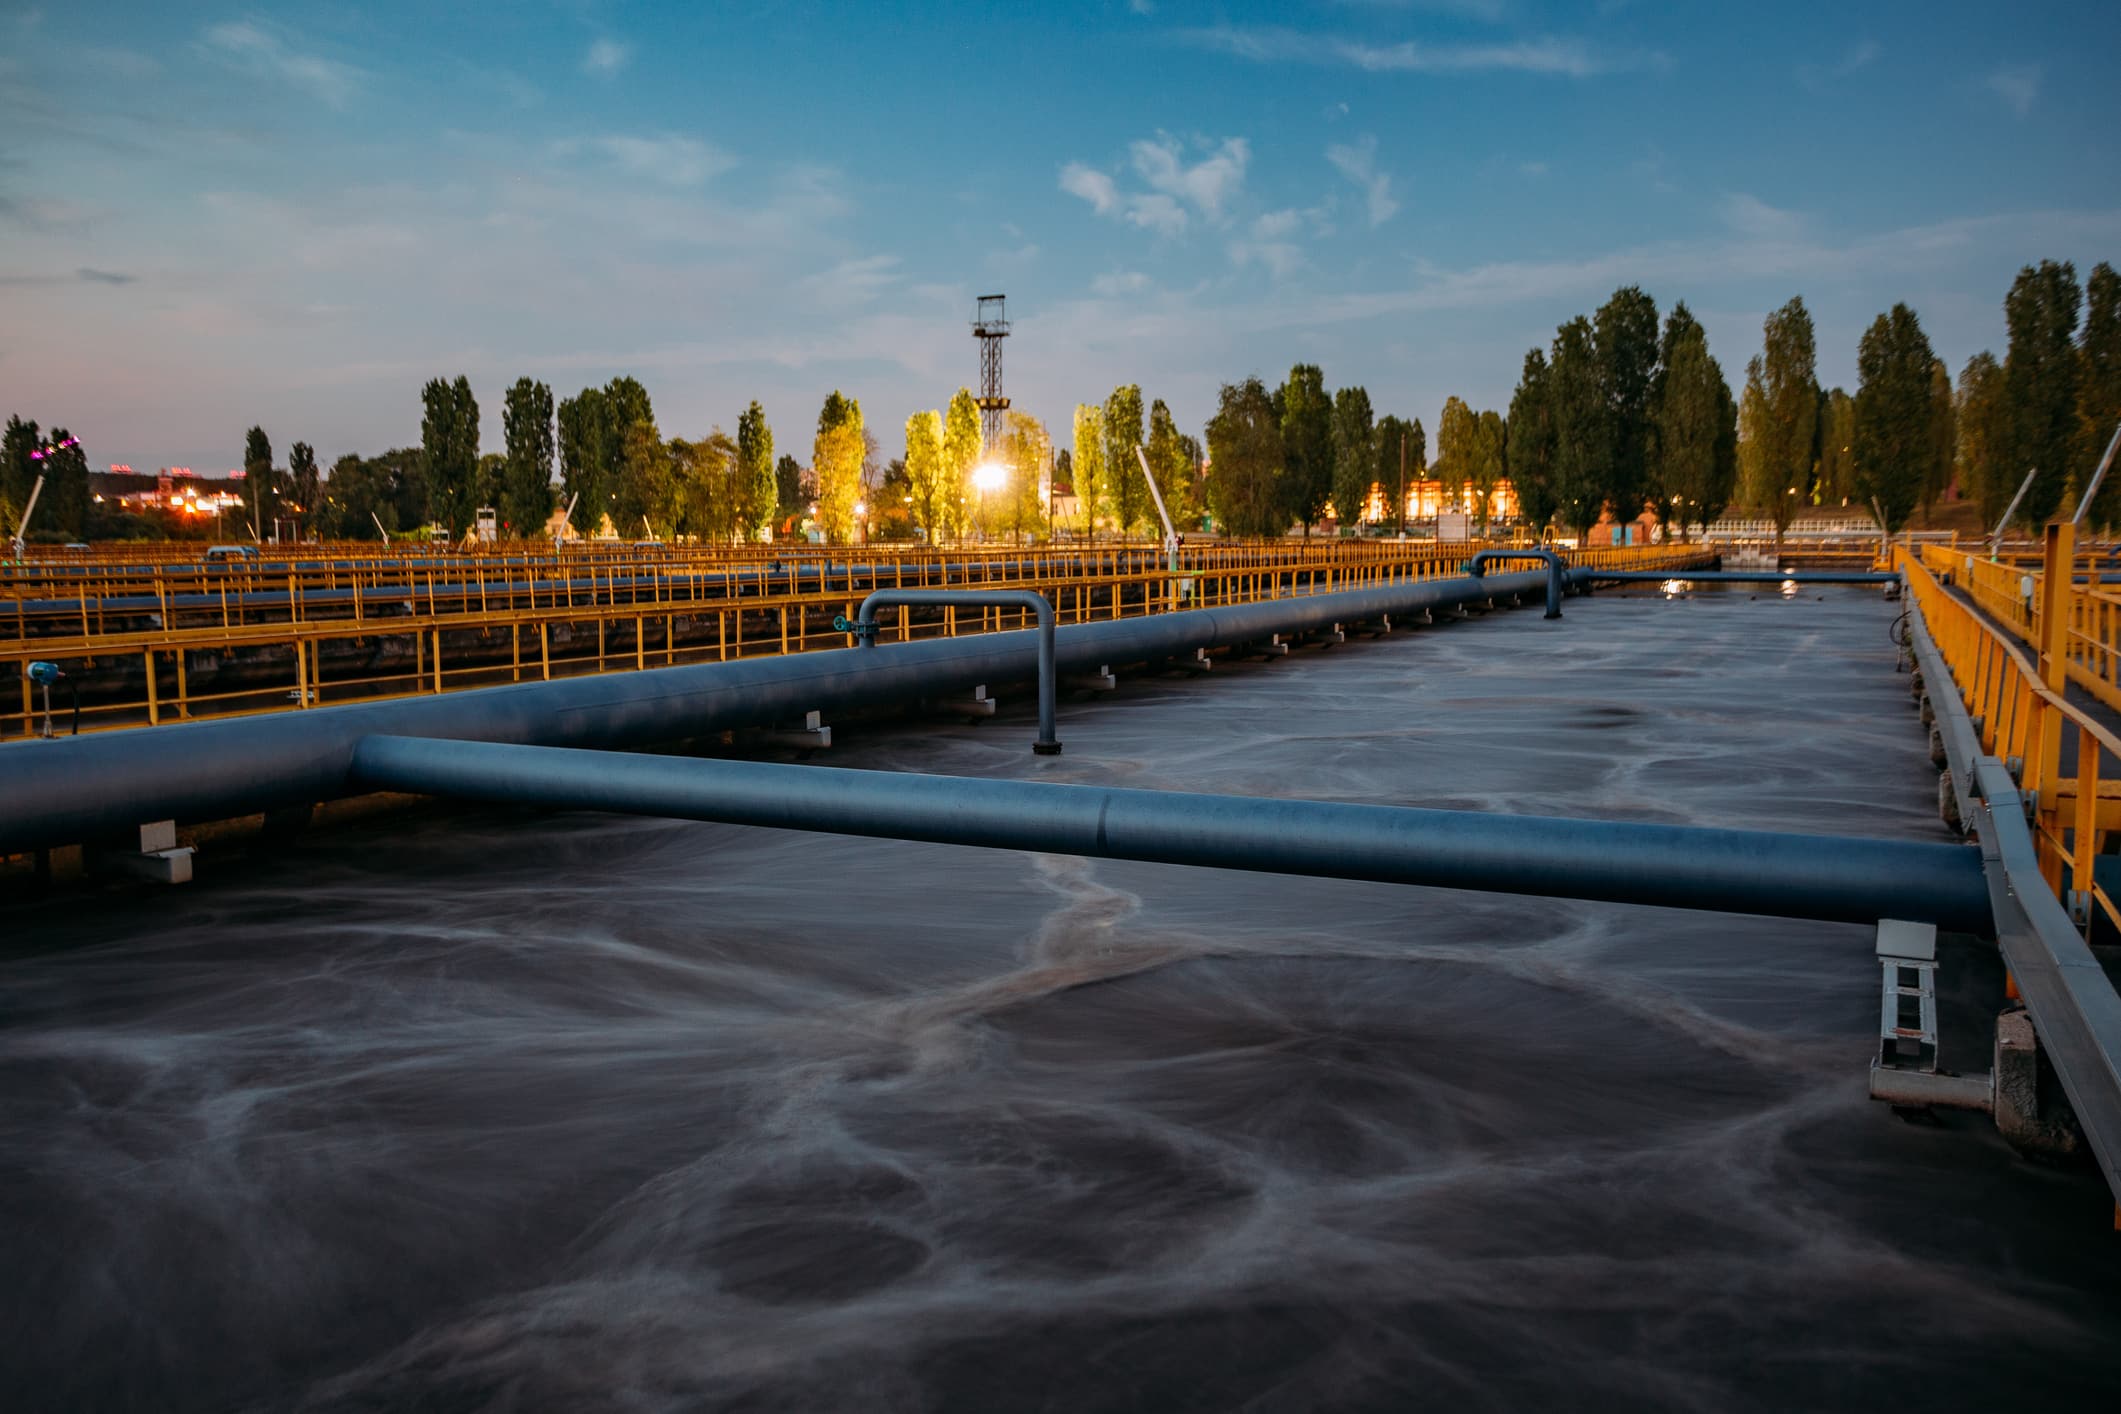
top-left (1466, 549), bottom-right (1565, 619)
top-left (842, 589), bottom-right (1058, 754)
top-left (347, 735), bottom-right (1995, 932)
top-left (0, 566), bottom-right (1614, 855)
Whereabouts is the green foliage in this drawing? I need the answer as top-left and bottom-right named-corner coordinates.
top-left (1433, 395), bottom-right (1475, 491)
top-left (942, 388), bottom-right (982, 541)
top-left (556, 389), bottom-right (607, 531)
top-left (1072, 403), bottom-right (1106, 538)
top-left (244, 424), bottom-right (273, 537)
top-left (39, 427), bottom-right (89, 538)
top-left (1956, 352), bottom-right (2011, 526)
top-left (1329, 385), bottom-right (1375, 532)
top-left (421, 376), bottom-right (482, 536)
top-left (288, 441), bottom-right (319, 536)
top-left (1507, 353), bottom-right (1557, 536)
top-left (501, 378), bottom-right (555, 539)
top-left (1854, 303), bottom-right (1938, 533)
top-left (2005, 259), bottom-right (2082, 524)
top-left (612, 416), bottom-right (671, 537)
top-left (1147, 399), bottom-right (1192, 530)
top-left (1816, 388), bottom-right (1856, 506)
top-left (1926, 359), bottom-right (1956, 513)
top-left (1372, 414), bottom-right (1419, 532)
top-left (736, 402), bottom-right (775, 541)
top-left (774, 454), bottom-right (804, 517)
top-left (1651, 305), bottom-right (1730, 539)
top-left (1277, 364), bottom-right (1332, 534)
top-left (999, 411), bottom-right (1048, 542)
top-left (1207, 377), bottom-right (1284, 538)
top-left (1102, 384), bottom-right (1146, 533)
top-left (1, 416), bottom-right (37, 535)
top-left (903, 409), bottom-right (947, 543)
top-left (2080, 263), bottom-right (2121, 527)
top-left (1758, 297), bottom-right (1818, 539)
top-left (319, 448), bottom-right (427, 538)
top-left (670, 431), bottom-right (738, 542)
top-left (813, 390), bottom-right (863, 545)
top-left (1594, 285), bottom-right (1660, 523)
top-left (1548, 317), bottom-right (1608, 536)
top-left (1472, 410), bottom-right (1505, 531)
top-left (1738, 359), bottom-right (1768, 511)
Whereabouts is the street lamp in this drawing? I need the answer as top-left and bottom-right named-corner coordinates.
top-left (972, 461), bottom-right (1005, 541)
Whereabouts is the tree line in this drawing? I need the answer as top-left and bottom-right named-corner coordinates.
top-left (11, 256), bottom-right (2117, 548)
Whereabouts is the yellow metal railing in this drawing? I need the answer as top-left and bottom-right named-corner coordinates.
top-left (4, 543), bottom-right (1710, 738)
top-left (1918, 539), bottom-right (2121, 718)
top-left (1902, 539), bottom-right (2121, 935)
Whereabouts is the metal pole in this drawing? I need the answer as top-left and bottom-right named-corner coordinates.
top-left (843, 588), bottom-right (1059, 754)
top-left (1992, 467), bottom-right (2039, 555)
top-left (1132, 446), bottom-right (1181, 605)
top-left (2070, 422), bottom-right (2121, 526)
top-left (10, 474), bottom-right (44, 558)
top-left (347, 735), bottom-right (1996, 932)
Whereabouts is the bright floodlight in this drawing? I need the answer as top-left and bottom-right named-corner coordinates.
top-left (972, 461), bottom-right (1006, 493)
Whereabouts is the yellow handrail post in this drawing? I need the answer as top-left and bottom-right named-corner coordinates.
top-left (2040, 519), bottom-right (2075, 692)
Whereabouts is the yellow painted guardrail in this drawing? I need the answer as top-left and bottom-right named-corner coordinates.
top-left (1903, 531), bottom-right (2121, 935)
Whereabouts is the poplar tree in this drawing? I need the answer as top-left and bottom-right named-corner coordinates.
top-left (1071, 403), bottom-right (1106, 538)
top-left (288, 441), bottom-right (319, 536)
top-left (942, 387), bottom-right (982, 541)
top-left (1594, 285), bottom-right (1660, 525)
top-left (501, 378), bottom-right (554, 539)
top-left (244, 425), bottom-right (274, 538)
top-left (1651, 305), bottom-right (1728, 541)
top-left (556, 388), bottom-right (608, 533)
top-left (1, 416), bottom-right (36, 533)
top-left (1207, 378), bottom-right (1284, 537)
top-left (421, 376), bottom-right (481, 536)
top-left (1738, 361), bottom-right (1768, 511)
top-left (903, 410), bottom-right (946, 543)
top-left (1277, 364), bottom-right (1332, 535)
top-left (1507, 351), bottom-right (1557, 537)
top-left (1329, 385), bottom-right (1375, 532)
top-left (1956, 352), bottom-right (2012, 526)
top-left (2005, 259), bottom-right (2082, 523)
top-left (1434, 396), bottom-right (1476, 512)
top-left (1926, 359), bottom-right (1957, 514)
top-left (1758, 297), bottom-right (1818, 543)
top-left (2080, 263), bottom-right (2121, 527)
top-left (813, 391), bottom-right (864, 545)
top-left (1854, 303), bottom-right (1938, 533)
top-left (1472, 409), bottom-right (1505, 531)
top-left (736, 401), bottom-right (776, 541)
top-left (1549, 318), bottom-right (1608, 538)
top-left (43, 428), bottom-right (89, 538)
top-left (1817, 389), bottom-right (1856, 506)
top-left (1146, 398), bottom-right (1190, 531)
top-left (1102, 383), bottom-right (1146, 534)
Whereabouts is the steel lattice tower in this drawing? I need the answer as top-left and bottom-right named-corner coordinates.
top-left (972, 294), bottom-right (1011, 450)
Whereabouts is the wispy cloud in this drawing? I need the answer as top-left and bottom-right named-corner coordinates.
top-left (1718, 192), bottom-right (1807, 242)
top-left (1091, 270), bottom-right (1151, 297)
top-left (583, 38), bottom-right (630, 78)
top-left (1174, 24), bottom-right (1662, 78)
top-left (0, 267), bottom-right (139, 288)
top-left (1986, 63), bottom-right (2040, 117)
top-left (1228, 239), bottom-right (1304, 279)
top-left (553, 134), bottom-right (733, 187)
top-left (77, 267), bottom-right (136, 285)
top-left (1326, 135), bottom-right (1400, 227)
top-left (1798, 38), bottom-right (1878, 86)
top-left (1059, 134), bottom-right (1250, 237)
top-left (201, 21), bottom-right (363, 108)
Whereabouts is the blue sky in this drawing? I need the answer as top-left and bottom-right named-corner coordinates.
top-left (3, 0), bottom-right (2117, 475)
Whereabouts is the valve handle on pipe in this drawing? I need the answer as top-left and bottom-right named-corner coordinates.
top-left (831, 614), bottom-right (879, 639)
